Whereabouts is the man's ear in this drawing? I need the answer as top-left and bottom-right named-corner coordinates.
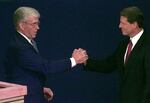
top-left (18, 22), bottom-right (24, 30)
top-left (132, 22), bottom-right (138, 28)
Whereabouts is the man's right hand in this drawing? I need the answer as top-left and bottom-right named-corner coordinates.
top-left (72, 48), bottom-right (88, 64)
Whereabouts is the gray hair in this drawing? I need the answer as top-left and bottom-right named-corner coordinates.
top-left (13, 6), bottom-right (40, 27)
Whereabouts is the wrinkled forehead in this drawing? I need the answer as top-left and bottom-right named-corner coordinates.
top-left (24, 15), bottom-right (40, 22)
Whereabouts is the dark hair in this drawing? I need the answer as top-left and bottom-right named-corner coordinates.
top-left (120, 6), bottom-right (144, 28)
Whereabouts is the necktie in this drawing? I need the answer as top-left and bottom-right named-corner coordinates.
top-left (31, 40), bottom-right (39, 52)
top-left (125, 40), bottom-right (133, 63)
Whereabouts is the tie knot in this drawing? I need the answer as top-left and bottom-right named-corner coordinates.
top-left (125, 39), bottom-right (133, 63)
top-left (31, 40), bottom-right (39, 52)
top-left (128, 40), bottom-right (133, 49)
top-left (128, 40), bottom-right (132, 45)
top-left (31, 40), bottom-right (35, 44)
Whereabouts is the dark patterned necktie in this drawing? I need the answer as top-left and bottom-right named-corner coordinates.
top-left (31, 40), bottom-right (39, 52)
top-left (125, 40), bottom-right (133, 63)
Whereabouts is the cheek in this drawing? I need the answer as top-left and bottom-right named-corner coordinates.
top-left (29, 28), bottom-right (35, 33)
top-left (122, 25), bottom-right (130, 31)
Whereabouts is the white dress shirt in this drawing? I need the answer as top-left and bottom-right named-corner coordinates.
top-left (124, 29), bottom-right (144, 63)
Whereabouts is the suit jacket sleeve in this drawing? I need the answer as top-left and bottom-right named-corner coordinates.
top-left (5, 35), bottom-right (71, 77)
top-left (84, 39), bottom-right (127, 73)
top-left (85, 53), bottom-right (118, 73)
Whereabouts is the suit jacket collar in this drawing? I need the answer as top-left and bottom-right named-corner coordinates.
top-left (14, 32), bottom-right (39, 53)
top-left (17, 31), bottom-right (32, 45)
top-left (126, 32), bottom-right (145, 64)
top-left (122, 31), bottom-right (146, 78)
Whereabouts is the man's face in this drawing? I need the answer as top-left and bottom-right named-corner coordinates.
top-left (119, 16), bottom-right (135, 37)
top-left (21, 16), bottom-right (40, 39)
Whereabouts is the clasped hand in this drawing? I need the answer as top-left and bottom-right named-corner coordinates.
top-left (72, 48), bottom-right (88, 64)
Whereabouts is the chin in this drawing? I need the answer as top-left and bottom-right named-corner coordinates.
top-left (32, 35), bottom-right (36, 39)
top-left (122, 33), bottom-right (128, 36)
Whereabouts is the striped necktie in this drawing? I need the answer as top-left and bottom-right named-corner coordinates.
top-left (125, 40), bottom-right (133, 63)
top-left (31, 40), bottom-right (39, 52)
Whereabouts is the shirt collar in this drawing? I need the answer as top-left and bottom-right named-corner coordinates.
top-left (17, 31), bottom-right (32, 45)
top-left (130, 29), bottom-right (144, 47)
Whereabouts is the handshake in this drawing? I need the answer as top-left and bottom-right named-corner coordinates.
top-left (72, 48), bottom-right (88, 64)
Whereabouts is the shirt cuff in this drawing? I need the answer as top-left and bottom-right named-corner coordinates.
top-left (70, 57), bottom-right (76, 67)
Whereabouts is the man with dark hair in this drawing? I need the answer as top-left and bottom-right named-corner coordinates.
top-left (84, 6), bottom-right (150, 103)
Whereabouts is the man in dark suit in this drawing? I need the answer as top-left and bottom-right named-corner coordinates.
top-left (4, 6), bottom-right (88, 103)
top-left (84, 6), bottom-right (150, 103)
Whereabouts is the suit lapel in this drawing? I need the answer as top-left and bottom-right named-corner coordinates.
top-left (123, 34), bottom-right (145, 77)
top-left (118, 38), bottom-right (129, 73)
top-left (125, 34), bottom-right (144, 65)
top-left (15, 32), bottom-right (39, 54)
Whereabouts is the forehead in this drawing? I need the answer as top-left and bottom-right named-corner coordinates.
top-left (26, 15), bottom-right (39, 22)
top-left (120, 16), bottom-right (128, 21)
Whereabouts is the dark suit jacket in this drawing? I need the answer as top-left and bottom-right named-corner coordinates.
top-left (4, 32), bottom-right (71, 103)
top-left (85, 31), bottom-right (150, 103)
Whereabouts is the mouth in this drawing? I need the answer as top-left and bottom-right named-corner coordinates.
top-left (35, 30), bottom-right (38, 33)
top-left (120, 29), bottom-right (124, 32)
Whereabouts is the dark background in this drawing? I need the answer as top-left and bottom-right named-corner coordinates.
top-left (0, 0), bottom-right (149, 103)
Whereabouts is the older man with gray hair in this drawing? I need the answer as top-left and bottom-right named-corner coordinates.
top-left (4, 6), bottom-right (88, 103)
